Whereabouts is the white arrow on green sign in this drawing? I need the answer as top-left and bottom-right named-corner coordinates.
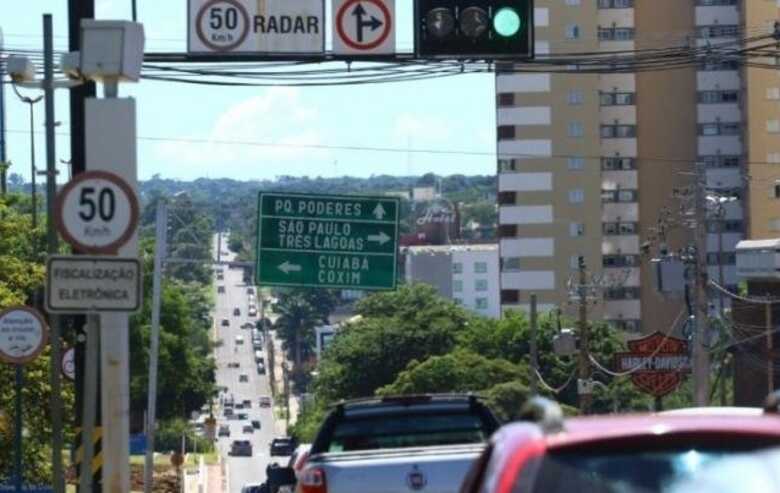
top-left (256, 192), bottom-right (400, 290)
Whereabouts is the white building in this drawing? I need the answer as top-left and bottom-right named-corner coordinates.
top-left (404, 244), bottom-right (500, 319)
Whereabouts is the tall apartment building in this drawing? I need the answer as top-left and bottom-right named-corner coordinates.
top-left (497, 0), bottom-right (780, 333)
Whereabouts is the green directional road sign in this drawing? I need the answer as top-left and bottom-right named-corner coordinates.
top-left (256, 192), bottom-right (400, 290)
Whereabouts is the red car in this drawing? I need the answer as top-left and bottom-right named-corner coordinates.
top-left (460, 399), bottom-right (780, 493)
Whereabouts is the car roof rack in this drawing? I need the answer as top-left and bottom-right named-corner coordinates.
top-left (519, 396), bottom-right (565, 434)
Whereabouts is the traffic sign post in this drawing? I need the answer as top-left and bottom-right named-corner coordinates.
top-left (45, 256), bottom-right (142, 313)
top-left (61, 347), bottom-right (76, 381)
top-left (333, 0), bottom-right (395, 55)
top-left (54, 170), bottom-right (139, 254)
top-left (188, 0), bottom-right (325, 54)
top-left (256, 192), bottom-right (399, 290)
top-left (0, 307), bottom-right (49, 493)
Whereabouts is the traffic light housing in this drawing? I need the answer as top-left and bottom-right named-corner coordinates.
top-left (415, 0), bottom-right (533, 60)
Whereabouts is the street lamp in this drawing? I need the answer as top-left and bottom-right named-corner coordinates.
top-left (9, 84), bottom-right (43, 229)
top-left (706, 193), bottom-right (739, 317)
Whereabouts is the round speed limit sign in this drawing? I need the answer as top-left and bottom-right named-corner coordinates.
top-left (54, 170), bottom-right (139, 254)
top-left (195, 0), bottom-right (251, 52)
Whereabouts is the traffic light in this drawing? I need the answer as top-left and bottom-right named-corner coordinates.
top-left (415, 0), bottom-right (533, 59)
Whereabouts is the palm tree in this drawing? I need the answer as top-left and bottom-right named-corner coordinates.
top-left (272, 291), bottom-right (323, 366)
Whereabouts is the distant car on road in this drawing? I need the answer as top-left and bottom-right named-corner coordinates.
top-left (256, 362), bottom-right (266, 375)
top-left (247, 287), bottom-right (254, 294)
top-left (242, 399), bottom-right (252, 408)
top-left (221, 318), bottom-right (229, 327)
top-left (223, 408), bottom-right (234, 418)
top-left (235, 402), bottom-right (244, 410)
top-left (270, 437), bottom-right (297, 456)
top-left (240, 484), bottom-right (264, 493)
top-left (237, 412), bottom-right (249, 421)
top-left (254, 351), bottom-right (264, 363)
top-left (218, 425), bottom-right (230, 437)
top-left (243, 424), bottom-right (254, 434)
top-left (235, 335), bottom-right (244, 345)
top-left (230, 440), bottom-right (253, 457)
top-left (227, 362), bottom-right (240, 368)
top-left (234, 307), bottom-right (241, 316)
top-left (218, 286), bottom-right (225, 294)
top-left (241, 323), bottom-right (254, 330)
top-left (252, 420), bottom-right (261, 430)
top-left (249, 308), bottom-right (258, 317)
top-left (259, 396), bottom-right (272, 408)
top-left (239, 373), bottom-right (249, 382)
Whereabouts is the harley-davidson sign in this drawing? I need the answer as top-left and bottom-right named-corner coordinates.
top-left (615, 331), bottom-right (691, 397)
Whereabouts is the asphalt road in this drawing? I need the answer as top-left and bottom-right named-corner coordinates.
top-left (212, 234), bottom-right (288, 493)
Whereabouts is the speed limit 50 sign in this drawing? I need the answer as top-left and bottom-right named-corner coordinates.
top-left (188, 0), bottom-right (325, 54)
top-left (54, 170), bottom-right (139, 254)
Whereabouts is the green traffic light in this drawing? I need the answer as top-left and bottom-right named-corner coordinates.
top-left (493, 7), bottom-right (522, 37)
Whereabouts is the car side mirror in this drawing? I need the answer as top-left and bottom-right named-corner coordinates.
top-left (266, 465), bottom-right (297, 491)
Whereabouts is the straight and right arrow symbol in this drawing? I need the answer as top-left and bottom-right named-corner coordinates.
top-left (373, 203), bottom-right (387, 220)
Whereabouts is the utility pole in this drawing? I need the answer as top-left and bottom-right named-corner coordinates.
top-left (529, 293), bottom-right (538, 395)
top-left (767, 300), bottom-right (774, 394)
top-left (0, 26), bottom-right (7, 197)
top-left (68, 1), bottom-right (96, 491)
top-left (693, 160), bottom-right (711, 406)
top-left (577, 257), bottom-right (593, 414)
top-left (144, 201), bottom-right (167, 493)
top-left (42, 15), bottom-right (65, 493)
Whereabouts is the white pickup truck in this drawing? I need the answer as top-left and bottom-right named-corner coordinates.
top-left (295, 394), bottom-right (500, 493)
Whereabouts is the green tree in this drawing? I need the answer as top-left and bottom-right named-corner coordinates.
top-left (313, 284), bottom-right (470, 402)
top-left (272, 289), bottom-right (337, 367)
top-left (377, 350), bottom-right (528, 395)
top-left (0, 194), bottom-right (74, 484)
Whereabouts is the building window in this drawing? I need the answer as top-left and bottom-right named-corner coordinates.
top-left (698, 122), bottom-right (740, 136)
top-left (570, 222), bottom-right (585, 237)
top-left (602, 157), bottom-right (636, 170)
top-left (475, 279), bottom-right (488, 291)
top-left (700, 155), bottom-right (740, 168)
top-left (706, 252), bottom-right (737, 265)
top-left (598, 0), bottom-right (634, 7)
top-left (453, 280), bottom-right (463, 293)
top-left (601, 124), bottom-right (637, 138)
top-left (700, 60), bottom-right (739, 71)
top-left (774, 181), bottom-right (780, 199)
top-left (598, 27), bottom-right (635, 41)
top-left (498, 191), bottom-right (516, 205)
top-left (499, 224), bottom-right (517, 238)
top-left (475, 298), bottom-right (489, 310)
top-left (453, 262), bottom-right (463, 274)
top-left (604, 287), bottom-right (641, 300)
top-left (570, 256), bottom-right (580, 270)
top-left (698, 90), bottom-right (739, 104)
top-left (603, 254), bottom-right (639, 267)
top-left (568, 157), bottom-right (584, 170)
top-left (498, 125), bottom-right (515, 140)
top-left (569, 189), bottom-right (585, 203)
top-left (603, 222), bottom-right (638, 235)
top-left (565, 24), bottom-right (581, 40)
top-left (697, 25), bottom-right (740, 39)
top-left (566, 0), bottom-right (581, 5)
top-left (474, 262), bottom-right (488, 274)
top-left (600, 91), bottom-right (635, 106)
top-left (695, 0), bottom-right (736, 5)
top-left (501, 290), bottom-right (519, 304)
top-left (768, 120), bottom-right (780, 134)
top-left (767, 88), bottom-right (780, 100)
top-left (602, 189), bottom-right (638, 203)
top-left (498, 159), bottom-right (515, 172)
top-left (769, 153), bottom-right (780, 164)
top-left (502, 257), bottom-right (521, 271)
top-left (568, 121), bottom-right (584, 137)
top-left (568, 90), bottom-right (584, 105)
top-left (498, 93), bottom-right (514, 106)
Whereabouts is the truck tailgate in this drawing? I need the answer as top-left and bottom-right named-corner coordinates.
top-left (308, 444), bottom-right (485, 493)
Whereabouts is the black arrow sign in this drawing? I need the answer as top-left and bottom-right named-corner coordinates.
top-left (352, 3), bottom-right (383, 43)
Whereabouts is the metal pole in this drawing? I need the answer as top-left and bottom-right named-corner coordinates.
top-left (717, 210), bottom-right (726, 318)
top-left (693, 161), bottom-right (711, 406)
top-left (80, 314), bottom-right (100, 493)
top-left (29, 102), bottom-right (37, 228)
top-left (0, 26), bottom-right (7, 197)
top-left (43, 15), bottom-right (65, 493)
top-left (577, 257), bottom-right (592, 414)
top-left (14, 365), bottom-right (23, 493)
top-left (768, 301), bottom-right (774, 394)
top-left (529, 294), bottom-right (538, 395)
top-left (144, 201), bottom-right (168, 493)
top-left (131, 0), bottom-right (137, 22)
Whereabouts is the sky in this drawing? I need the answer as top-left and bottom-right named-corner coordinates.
top-left (0, 0), bottom-right (497, 182)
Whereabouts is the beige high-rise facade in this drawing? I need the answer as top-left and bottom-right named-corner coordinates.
top-left (497, 0), bottom-right (780, 333)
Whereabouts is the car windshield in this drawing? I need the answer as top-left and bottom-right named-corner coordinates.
top-left (519, 440), bottom-right (780, 493)
top-left (327, 412), bottom-right (487, 452)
